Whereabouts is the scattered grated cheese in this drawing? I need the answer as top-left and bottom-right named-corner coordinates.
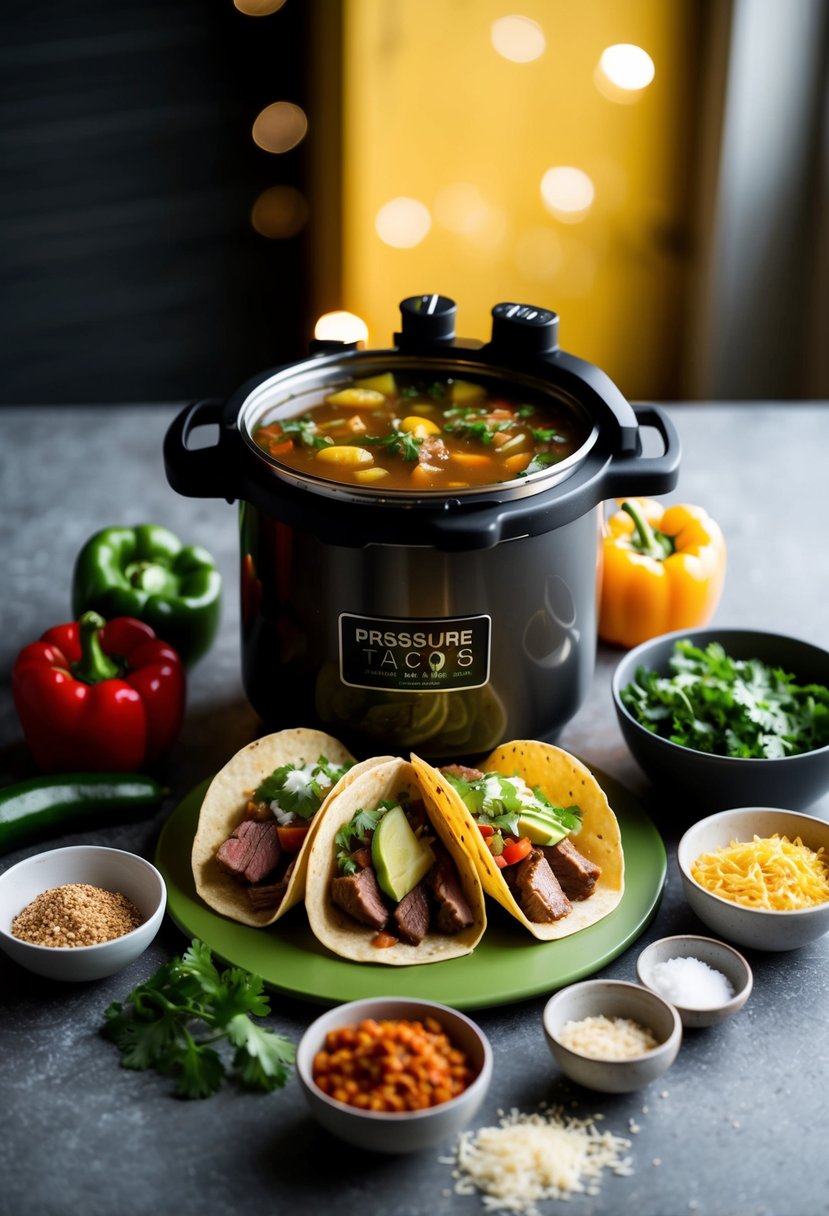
top-left (691, 834), bottom-right (829, 910)
top-left (446, 1105), bottom-right (633, 1213)
top-left (557, 1015), bottom-right (659, 1060)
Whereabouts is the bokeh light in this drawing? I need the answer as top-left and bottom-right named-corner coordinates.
top-left (250, 186), bottom-right (309, 238)
top-left (490, 15), bottom-right (546, 63)
top-left (314, 311), bottom-right (369, 345)
top-left (595, 44), bottom-right (655, 103)
top-left (252, 102), bottom-right (308, 153)
top-left (513, 227), bottom-right (563, 280)
top-left (434, 182), bottom-right (507, 249)
top-left (233, 0), bottom-right (287, 14)
top-left (375, 197), bottom-right (432, 248)
top-left (540, 167), bottom-right (595, 222)
top-left (435, 182), bottom-right (488, 235)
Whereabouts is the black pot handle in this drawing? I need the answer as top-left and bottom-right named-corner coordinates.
top-left (163, 398), bottom-right (239, 501)
top-left (602, 403), bottom-right (681, 497)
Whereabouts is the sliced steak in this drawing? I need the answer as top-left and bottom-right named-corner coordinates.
top-left (331, 866), bottom-right (389, 930)
top-left (216, 819), bottom-right (281, 884)
top-left (542, 838), bottom-right (601, 901)
top-left (430, 848), bottom-right (474, 934)
top-left (393, 881), bottom-right (431, 945)
top-left (440, 764), bottom-right (486, 782)
top-left (513, 849), bottom-right (572, 923)
top-left (247, 859), bottom-right (296, 911)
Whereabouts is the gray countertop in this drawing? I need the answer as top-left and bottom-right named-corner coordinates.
top-left (1, 402), bottom-right (828, 1216)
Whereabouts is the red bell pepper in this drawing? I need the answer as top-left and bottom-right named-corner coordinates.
top-left (12, 611), bottom-right (186, 773)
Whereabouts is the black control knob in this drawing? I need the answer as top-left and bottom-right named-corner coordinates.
top-left (490, 302), bottom-right (559, 357)
top-left (395, 294), bottom-right (457, 348)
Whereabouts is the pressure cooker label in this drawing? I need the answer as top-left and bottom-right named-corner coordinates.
top-left (339, 613), bottom-right (491, 692)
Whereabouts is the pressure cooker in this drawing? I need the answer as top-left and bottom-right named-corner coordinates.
top-left (164, 294), bottom-right (680, 759)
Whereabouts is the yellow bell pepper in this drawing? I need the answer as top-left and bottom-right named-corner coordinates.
top-left (599, 498), bottom-right (726, 648)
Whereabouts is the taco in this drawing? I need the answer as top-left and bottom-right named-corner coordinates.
top-left (410, 741), bottom-right (624, 941)
top-left (191, 727), bottom-right (392, 927)
top-left (305, 756), bottom-right (487, 965)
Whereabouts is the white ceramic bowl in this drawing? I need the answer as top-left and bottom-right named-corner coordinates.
top-left (296, 996), bottom-right (493, 1153)
top-left (636, 935), bottom-right (753, 1029)
top-left (0, 845), bottom-right (166, 981)
top-left (677, 807), bottom-right (829, 951)
top-left (542, 980), bottom-right (682, 1093)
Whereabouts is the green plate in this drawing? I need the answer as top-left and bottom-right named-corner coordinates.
top-left (155, 769), bottom-right (666, 1010)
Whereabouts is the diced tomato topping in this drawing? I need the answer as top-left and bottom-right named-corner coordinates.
top-left (372, 931), bottom-right (399, 948)
top-left (501, 837), bottom-right (532, 866)
top-left (276, 824), bottom-right (310, 853)
top-left (477, 823), bottom-right (495, 839)
top-left (493, 855), bottom-right (508, 869)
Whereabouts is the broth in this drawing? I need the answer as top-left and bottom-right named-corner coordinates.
top-left (253, 371), bottom-right (587, 491)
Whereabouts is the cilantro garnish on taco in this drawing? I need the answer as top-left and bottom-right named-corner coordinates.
top-left (191, 728), bottom-right (391, 927)
top-left (305, 757), bottom-right (486, 965)
top-left (411, 741), bottom-right (624, 941)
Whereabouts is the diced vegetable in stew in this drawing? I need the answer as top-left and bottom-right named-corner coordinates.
top-left (252, 372), bottom-right (586, 491)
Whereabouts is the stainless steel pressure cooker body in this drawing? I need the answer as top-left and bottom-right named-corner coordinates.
top-left (165, 295), bottom-right (681, 759)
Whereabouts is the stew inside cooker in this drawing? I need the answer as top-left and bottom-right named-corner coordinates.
top-left (252, 371), bottom-right (588, 491)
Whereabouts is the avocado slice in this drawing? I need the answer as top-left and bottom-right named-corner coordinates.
top-left (371, 804), bottom-right (435, 902)
top-left (516, 809), bottom-right (571, 847)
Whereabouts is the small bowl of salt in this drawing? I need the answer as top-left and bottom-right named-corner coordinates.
top-left (636, 935), bottom-right (753, 1029)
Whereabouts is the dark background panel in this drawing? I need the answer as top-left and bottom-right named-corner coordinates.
top-left (0, 1), bottom-right (313, 403)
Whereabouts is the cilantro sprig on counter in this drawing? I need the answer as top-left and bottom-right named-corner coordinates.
top-left (620, 639), bottom-right (829, 758)
top-left (102, 939), bottom-right (295, 1099)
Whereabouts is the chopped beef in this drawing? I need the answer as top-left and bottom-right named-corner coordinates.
top-left (331, 866), bottom-right (389, 930)
top-left (542, 838), bottom-right (601, 901)
top-left (430, 848), bottom-right (474, 934)
top-left (440, 764), bottom-right (486, 782)
top-left (513, 848), bottom-right (572, 923)
top-left (418, 435), bottom-right (449, 469)
top-left (216, 819), bottom-right (281, 884)
top-left (247, 859), bottom-right (296, 911)
top-left (247, 882), bottom-right (285, 911)
top-left (393, 881), bottom-right (431, 945)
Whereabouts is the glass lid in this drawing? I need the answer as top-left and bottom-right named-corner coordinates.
top-left (237, 351), bottom-right (599, 504)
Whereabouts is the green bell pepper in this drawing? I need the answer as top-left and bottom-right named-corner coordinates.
top-left (71, 524), bottom-right (222, 667)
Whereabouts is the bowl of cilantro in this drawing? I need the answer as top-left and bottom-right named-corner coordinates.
top-left (611, 628), bottom-right (829, 814)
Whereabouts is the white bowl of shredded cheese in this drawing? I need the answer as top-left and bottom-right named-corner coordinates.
top-left (542, 980), bottom-right (682, 1093)
top-left (636, 935), bottom-right (752, 1028)
top-left (677, 807), bottom-right (829, 951)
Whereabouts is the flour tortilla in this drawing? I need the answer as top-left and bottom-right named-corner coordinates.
top-left (411, 741), bottom-right (624, 941)
top-left (305, 756), bottom-right (487, 965)
top-left (191, 727), bottom-right (392, 927)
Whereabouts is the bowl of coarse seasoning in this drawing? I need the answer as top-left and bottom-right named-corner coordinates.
top-left (0, 845), bottom-right (166, 981)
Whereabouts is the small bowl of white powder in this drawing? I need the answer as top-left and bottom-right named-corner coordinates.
top-left (636, 935), bottom-right (753, 1029)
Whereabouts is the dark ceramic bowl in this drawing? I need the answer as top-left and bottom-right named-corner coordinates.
top-left (611, 628), bottom-right (829, 813)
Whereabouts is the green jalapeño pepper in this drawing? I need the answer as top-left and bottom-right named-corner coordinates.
top-left (72, 524), bottom-right (221, 668)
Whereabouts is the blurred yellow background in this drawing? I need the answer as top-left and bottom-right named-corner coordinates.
top-left (337, 0), bottom-right (703, 401)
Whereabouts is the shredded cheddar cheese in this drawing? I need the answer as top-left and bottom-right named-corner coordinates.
top-left (691, 834), bottom-right (829, 910)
